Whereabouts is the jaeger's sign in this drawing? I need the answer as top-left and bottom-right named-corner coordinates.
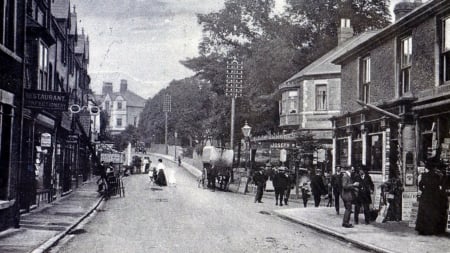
top-left (24, 89), bottom-right (68, 111)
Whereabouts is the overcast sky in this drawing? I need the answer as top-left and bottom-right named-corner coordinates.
top-left (73, 0), bottom-right (403, 99)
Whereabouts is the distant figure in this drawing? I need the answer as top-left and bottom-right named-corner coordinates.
top-left (272, 166), bottom-right (289, 206)
top-left (253, 169), bottom-right (267, 203)
top-left (331, 166), bottom-right (343, 214)
top-left (310, 171), bottom-right (326, 207)
top-left (106, 162), bottom-right (114, 177)
top-left (301, 183), bottom-right (310, 208)
top-left (341, 166), bottom-right (359, 228)
top-left (178, 156), bottom-right (182, 167)
top-left (155, 159), bottom-right (167, 186)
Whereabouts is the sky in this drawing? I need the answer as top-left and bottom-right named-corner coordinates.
top-left (73, 0), bottom-right (403, 99)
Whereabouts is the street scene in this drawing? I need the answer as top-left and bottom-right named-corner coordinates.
top-left (0, 0), bottom-right (450, 252)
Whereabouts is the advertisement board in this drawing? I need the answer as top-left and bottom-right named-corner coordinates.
top-left (100, 153), bottom-right (122, 163)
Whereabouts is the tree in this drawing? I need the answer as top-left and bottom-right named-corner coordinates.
top-left (112, 125), bottom-right (140, 151)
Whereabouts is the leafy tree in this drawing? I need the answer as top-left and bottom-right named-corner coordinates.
top-left (112, 125), bottom-right (140, 151)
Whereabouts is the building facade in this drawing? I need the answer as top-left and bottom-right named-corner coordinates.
top-left (331, 0), bottom-right (450, 221)
top-left (0, 0), bottom-right (92, 231)
top-left (95, 80), bottom-right (146, 136)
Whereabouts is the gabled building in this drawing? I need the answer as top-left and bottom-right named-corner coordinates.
top-left (277, 18), bottom-right (377, 171)
top-left (96, 80), bottom-right (146, 135)
top-left (331, 0), bottom-right (450, 221)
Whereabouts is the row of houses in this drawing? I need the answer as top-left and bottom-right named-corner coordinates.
top-left (0, 0), bottom-right (92, 231)
top-left (269, 0), bottom-right (450, 221)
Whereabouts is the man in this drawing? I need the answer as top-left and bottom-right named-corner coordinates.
top-left (284, 172), bottom-right (295, 205)
top-left (272, 166), bottom-right (289, 206)
top-left (310, 170), bottom-right (326, 207)
top-left (253, 169), bottom-right (267, 203)
top-left (341, 166), bottom-right (359, 228)
top-left (331, 166), bottom-right (343, 214)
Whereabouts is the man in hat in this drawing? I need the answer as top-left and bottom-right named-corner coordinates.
top-left (331, 166), bottom-right (343, 214)
top-left (341, 166), bottom-right (359, 228)
top-left (272, 165), bottom-right (289, 206)
top-left (253, 168), bottom-right (267, 203)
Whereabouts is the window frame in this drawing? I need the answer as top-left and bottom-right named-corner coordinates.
top-left (315, 84), bottom-right (327, 111)
top-left (400, 35), bottom-right (412, 95)
top-left (116, 118), bottom-right (122, 127)
top-left (117, 101), bottom-right (122, 110)
top-left (441, 15), bottom-right (450, 84)
top-left (360, 56), bottom-right (371, 103)
top-left (38, 41), bottom-right (49, 90)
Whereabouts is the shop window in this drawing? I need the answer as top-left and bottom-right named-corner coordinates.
top-left (399, 36), bottom-right (412, 95)
top-left (441, 16), bottom-right (450, 83)
top-left (315, 84), bottom-right (327, 111)
top-left (367, 134), bottom-right (382, 172)
top-left (337, 138), bottom-right (348, 167)
top-left (0, 105), bottom-right (13, 199)
top-left (360, 56), bottom-right (371, 103)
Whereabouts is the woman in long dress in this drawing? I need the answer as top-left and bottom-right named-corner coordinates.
top-left (156, 169), bottom-right (167, 186)
top-left (415, 159), bottom-right (448, 235)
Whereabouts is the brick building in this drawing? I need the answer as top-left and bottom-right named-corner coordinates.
top-left (331, 0), bottom-right (450, 221)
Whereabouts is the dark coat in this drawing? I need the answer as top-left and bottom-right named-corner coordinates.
top-left (416, 170), bottom-right (448, 235)
top-left (156, 169), bottom-right (167, 186)
top-left (310, 174), bottom-right (326, 196)
top-left (331, 173), bottom-right (342, 194)
top-left (253, 171), bottom-right (267, 187)
top-left (356, 173), bottom-right (374, 204)
top-left (341, 172), bottom-right (355, 202)
top-left (272, 171), bottom-right (289, 190)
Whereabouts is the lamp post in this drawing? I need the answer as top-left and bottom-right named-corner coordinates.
top-left (174, 131), bottom-right (178, 161)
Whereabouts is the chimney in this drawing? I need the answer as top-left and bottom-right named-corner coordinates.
top-left (102, 82), bottom-right (113, 95)
top-left (394, 0), bottom-right (422, 21)
top-left (338, 18), bottom-right (354, 46)
top-left (120, 79), bottom-right (127, 93)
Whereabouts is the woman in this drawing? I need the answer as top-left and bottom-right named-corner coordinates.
top-left (415, 158), bottom-right (448, 235)
top-left (156, 168), bottom-right (168, 186)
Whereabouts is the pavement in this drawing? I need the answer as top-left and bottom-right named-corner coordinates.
top-left (0, 153), bottom-right (447, 253)
top-left (0, 180), bottom-right (104, 253)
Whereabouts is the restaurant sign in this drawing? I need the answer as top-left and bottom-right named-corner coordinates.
top-left (24, 89), bottom-right (68, 111)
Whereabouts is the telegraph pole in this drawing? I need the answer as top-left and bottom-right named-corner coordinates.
top-left (163, 94), bottom-right (171, 155)
top-left (226, 57), bottom-right (243, 150)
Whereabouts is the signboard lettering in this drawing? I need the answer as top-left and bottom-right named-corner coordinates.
top-left (24, 89), bottom-right (68, 111)
top-left (100, 153), bottom-right (122, 163)
top-left (40, 133), bottom-right (51, 147)
top-left (402, 192), bottom-right (418, 221)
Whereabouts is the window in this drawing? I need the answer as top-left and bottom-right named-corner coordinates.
top-left (105, 101), bottom-right (110, 112)
top-left (281, 90), bottom-right (298, 115)
top-left (0, 0), bottom-right (15, 50)
top-left (400, 36), bottom-right (412, 95)
top-left (367, 134), bottom-right (382, 172)
top-left (117, 102), bottom-right (122, 110)
top-left (361, 56), bottom-right (371, 103)
top-left (441, 16), bottom-right (450, 83)
top-left (116, 118), bottom-right (122, 127)
top-left (38, 42), bottom-right (48, 90)
top-left (315, 85), bottom-right (327, 111)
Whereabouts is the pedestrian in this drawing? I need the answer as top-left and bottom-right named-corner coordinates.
top-left (272, 165), bottom-right (289, 206)
top-left (178, 156), bottom-right (182, 167)
top-left (310, 170), bottom-right (326, 207)
top-left (415, 157), bottom-right (449, 235)
top-left (253, 169), bottom-right (267, 203)
top-left (96, 161), bottom-right (107, 191)
top-left (284, 172), bottom-right (295, 205)
top-left (106, 162), bottom-right (115, 177)
top-left (301, 182), bottom-right (310, 208)
top-left (326, 181), bottom-right (333, 207)
top-left (354, 166), bottom-right (374, 225)
top-left (151, 167), bottom-right (157, 183)
top-left (155, 168), bottom-right (167, 186)
top-left (331, 166), bottom-right (342, 214)
top-left (341, 166), bottom-right (359, 228)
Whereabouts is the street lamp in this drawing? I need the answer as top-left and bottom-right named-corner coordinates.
top-left (241, 121), bottom-right (252, 171)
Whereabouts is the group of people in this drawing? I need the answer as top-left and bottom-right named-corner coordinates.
top-left (253, 163), bottom-right (295, 206)
top-left (200, 164), bottom-right (231, 191)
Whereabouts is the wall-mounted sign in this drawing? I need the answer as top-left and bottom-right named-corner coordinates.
top-left (66, 134), bottom-right (78, 144)
top-left (24, 89), bottom-right (68, 111)
top-left (100, 153), bottom-right (122, 163)
top-left (40, 133), bottom-right (52, 147)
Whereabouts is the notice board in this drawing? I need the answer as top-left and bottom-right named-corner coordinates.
top-left (402, 192), bottom-right (418, 221)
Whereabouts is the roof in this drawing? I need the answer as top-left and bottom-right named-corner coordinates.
top-left (281, 31), bottom-right (379, 85)
top-left (51, 0), bottom-right (70, 20)
top-left (96, 90), bottom-right (146, 108)
top-left (69, 11), bottom-right (77, 35)
top-left (75, 34), bottom-right (85, 54)
top-left (333, 0), bottom-right (448, 64)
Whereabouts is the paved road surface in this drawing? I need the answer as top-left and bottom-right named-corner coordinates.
top-left (50, 162), bottom-right (366, 253)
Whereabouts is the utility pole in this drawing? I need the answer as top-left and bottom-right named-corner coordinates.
top-left (163, 94), bottom-right (171, 155)
top-left (226, 56), bottom-right (243, 150)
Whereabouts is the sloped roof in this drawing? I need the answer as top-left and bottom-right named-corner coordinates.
top-left (51, 0), bottom-right (70, 20)
top-left (96, 90), bottom-right (146, 108)
top-left (282, 31), bottom-right (379, 85)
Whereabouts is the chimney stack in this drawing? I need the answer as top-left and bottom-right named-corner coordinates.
top-left (102, 82), bottom-right (113, 95)
top-left (338, 18), bottom-right (354, 46)
top-left (120, 79), bottom-right (127, 93)
top-left (394, 0), bottom-right (422, 21)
